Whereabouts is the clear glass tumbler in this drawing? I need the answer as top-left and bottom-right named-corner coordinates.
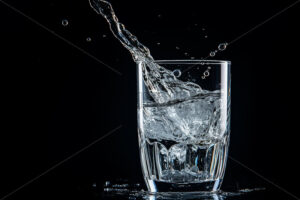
top-left (137, 60), bottom-right (231, 193)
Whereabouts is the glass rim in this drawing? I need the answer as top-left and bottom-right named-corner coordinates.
top-left (153, 60), bottom-right (231, 65)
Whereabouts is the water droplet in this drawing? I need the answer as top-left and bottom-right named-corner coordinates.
top-left (86, 37), bottom-right (92, 42)
top-left (105, 181), bottom-right (111, 186)
top-left (173, 69), bottom-right (182, 77)
top-left (61, 19), bottom-right (69, 26)
top-left (209, 51), bottom-right (216, 57)
top-left (202, 28), bottom-right (206, 31)
top-left (200, 61), bottom-right (205, 65)
top-left (204, 35), bottom-right (208, 38)
top-left (184, 52), bottom-right (189, 56)
top-left (157, 14), bottom-right (162, 18)
top-left (190, 57), bottom-right (195, 59)
top-left (194, 23), bottom-right (198, 26)
top-left (218, 43), bottom-right (228, 51)
top-left (157, 42), bottom-right (160, 45)
top-left (103, 34), bottom-right (107, 38)
top-left (92, 183), bottom-right (97, 187)
top-left (175, 46), bottom-right (180, 50)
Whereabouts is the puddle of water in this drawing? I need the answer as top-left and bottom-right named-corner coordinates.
top-left (99, 180), bottom-right (265, 200)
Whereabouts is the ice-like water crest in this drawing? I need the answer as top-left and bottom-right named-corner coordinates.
top-left (89, 0), bottom-right (202, 104)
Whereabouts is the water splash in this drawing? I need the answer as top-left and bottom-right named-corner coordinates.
top-left (89, 0), bottom-right (203, 104)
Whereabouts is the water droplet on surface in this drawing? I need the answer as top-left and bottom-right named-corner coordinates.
top-left (61, 19), bottom-right (69, 26)
top-left (102, 34), bottom-right (107, 38)
top-left (175, 46), bottom-right (180, 50)
top-left (173, 69), bottom-right (182, 77)
top-left (86, 37), bottom-right (92, 42)
top-left (218, 43), bottom-right (228, 51)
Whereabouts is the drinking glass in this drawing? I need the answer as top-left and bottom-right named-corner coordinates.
top-left (137, 60), bottom-right (231, 193)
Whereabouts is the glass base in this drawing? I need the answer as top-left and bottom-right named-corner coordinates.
top-left (145, 179), bottom-right (222, 193)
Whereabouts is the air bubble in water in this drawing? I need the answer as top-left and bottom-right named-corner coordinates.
top-left (86, 37), bottom-right (92, 42)
top-left (61, 19), bottom-right (69, 26)
top-left (218, 43), bottom-right (228, 51)
top-left (204, 71), bottom-right (210, 76)
top-left (173, 69), bottom-right (182, 77)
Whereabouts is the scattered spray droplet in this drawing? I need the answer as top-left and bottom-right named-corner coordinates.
top-left (175, 46), bottom-right (180, 50)
top-left (157, 42), bottom-right (160, 46)
top-left (218, 42), bottom-right (228, 51)
top-left (200, 61), bottom-right (205, 65)
top-left (92, 183), bottom-right (97, 187)
top-left (194, 23), bottom-right (198, 26)
top-left (190, 57), bottom-right (195, 59)
top-left (173, 69), bottom-right (182, 77)
top-left (86, 37), bottom-right (92, 42)
top-left (209, 51), bottom-right (216, 57)
top-left (202, 28), bottom-right (206, 31)
top-left (102, 34), bottom-right (107, 38)
top-left (105, 181), bottom-right (111, 187)
top-left (184, 52), bottom-right (189, 56)
top-left (61, 19), bottom-right (69, 26)
top-left (204, 35), bottom-right (208, 38)
top-left (157, 14), bottom-right (162, 18)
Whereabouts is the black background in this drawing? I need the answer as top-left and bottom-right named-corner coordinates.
top-left (0, 0), bottom-right (300, 199)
